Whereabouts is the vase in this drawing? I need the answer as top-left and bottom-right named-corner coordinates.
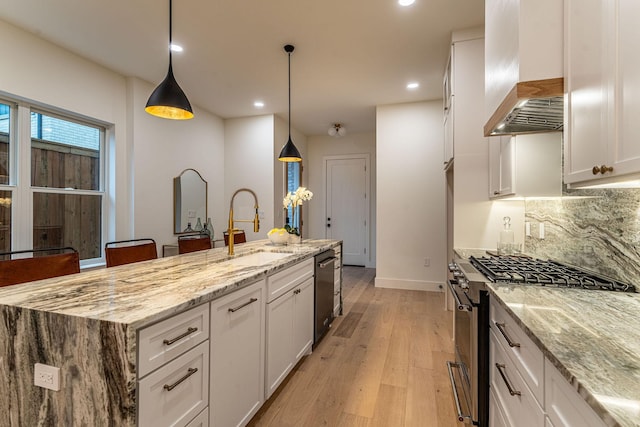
top-left (288, 233), bottom-right (301, 245)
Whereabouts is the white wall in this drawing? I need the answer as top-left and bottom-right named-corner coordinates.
top-left (129, 78), bottom-right (225, 248)
top-left (224, 115), bottom-right (274, 241)
top-left (376, 101), bottom-right (446, 291)
top-left (307, 131), bottom-right (377, 267)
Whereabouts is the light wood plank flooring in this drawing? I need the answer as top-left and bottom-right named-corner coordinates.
top-left (248, 267), bottom-right (465, 427)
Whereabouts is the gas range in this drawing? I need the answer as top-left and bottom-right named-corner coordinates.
top-left (468, 255), bottom-right (637, 293)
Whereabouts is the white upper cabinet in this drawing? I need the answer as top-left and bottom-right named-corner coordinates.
top-left (489, 133), bottom-right (562, 199)
top-left (443, 27), bottom-right (484, 170)
top-left (565, 0), bottom-right (640, 186)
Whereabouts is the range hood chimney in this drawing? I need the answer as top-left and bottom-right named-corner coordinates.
top-left (484, 78), bottom-right (564, 137)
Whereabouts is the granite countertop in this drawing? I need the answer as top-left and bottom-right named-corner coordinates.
top-left (488, 283), bottom-right (640, 427)
top-left (0, 239), bottom-right (340, 330)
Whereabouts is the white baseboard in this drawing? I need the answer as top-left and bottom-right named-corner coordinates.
top-left (374, 277), bottom-right (444, 292)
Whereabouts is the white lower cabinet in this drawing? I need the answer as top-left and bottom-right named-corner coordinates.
top-left (489, 388), bottom-right (510, 427)
top-left (489, 299), bottom-right (607, 427)
top-left (544, 359), bottom-right (606, 427)
top-left (210, 279), bottom-right (265, 427)
top-left (265, 259), bottom-right (314, 398)
top-left (490, 329), bottom-right (545, 427)
top-left (186, 408), bottom-right (209, 427)
top-left (138, 341), bottom-right (210, 427)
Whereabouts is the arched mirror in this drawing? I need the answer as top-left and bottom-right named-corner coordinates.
top-left (174, 168), bottom-right (207, 234)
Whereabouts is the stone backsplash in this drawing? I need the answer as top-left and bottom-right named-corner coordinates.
top-left (524, 188), bottom-right (640, 285)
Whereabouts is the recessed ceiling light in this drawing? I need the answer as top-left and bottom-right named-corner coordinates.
top-left (170, 44), bottom-right (183, 52)
top-left (254, 101), bottom-right (265, 108)
top-left (399, 0), bottom-right (415, 6)
top-left (407, 82), bottom-right (419, 90)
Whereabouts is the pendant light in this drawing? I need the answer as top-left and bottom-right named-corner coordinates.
top-left (145, 0), bottom-right (194, 120)
top-left (278, 44), bottom-right (302, 162)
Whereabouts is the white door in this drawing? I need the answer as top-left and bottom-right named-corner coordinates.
top-left (325, 156), bottom-right (368, 266)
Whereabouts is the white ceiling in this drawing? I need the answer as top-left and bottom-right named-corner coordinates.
top-left (0, 0), bottom-right (484, 136)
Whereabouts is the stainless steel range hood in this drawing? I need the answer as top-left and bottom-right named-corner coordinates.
top-left (484, 78), bottom-right (564, 137)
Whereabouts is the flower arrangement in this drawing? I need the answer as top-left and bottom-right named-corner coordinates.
top-left (283, 186), bottom-right (313, 236)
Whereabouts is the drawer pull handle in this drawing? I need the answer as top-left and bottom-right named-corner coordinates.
top-left (318, 257), bottom-right (336, 268)
top-left (163, 327), bottom-right (198, 346)
top-left (495, 322), bottom-right (520, 347)
top-left (495, 363), bottom-right (521, 396)
top-left (228, 297), bottom-right (258, 313)
top-left (163, 367), bottom-right (198, 392)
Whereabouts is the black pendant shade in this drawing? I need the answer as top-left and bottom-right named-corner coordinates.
top-left (145, 0), bottom-right (194, 120)
top-left (278, 44), bottom-right (302, 162)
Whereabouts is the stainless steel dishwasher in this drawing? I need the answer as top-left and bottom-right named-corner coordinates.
top-left (314, 249), bottom-right (336, 344)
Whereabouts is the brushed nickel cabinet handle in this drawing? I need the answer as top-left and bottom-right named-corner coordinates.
top-left (495, 363), bottom-right (521, 396)
top-left (163, 327), bottom-right (198, 346)
top-left (228, 297), bottom-right (258, 313)
top-left (163, 367), bottom-right (198, 392)
top-left (495, 322), bottom-right (520, 348)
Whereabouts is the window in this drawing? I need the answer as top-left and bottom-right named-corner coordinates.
top-left (285, 162), bottom-right (301, 229)
top-left (0, 99), bottom-right (107, 264)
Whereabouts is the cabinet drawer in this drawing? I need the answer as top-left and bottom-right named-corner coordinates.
top-left (139, 303), bottom-right (210, 378)
top-left (490, 300), bottom-right (544, 403)
top-left (267, 258), bottom-right (313, 303)
top-left (490, 330), bottom-right (545, 427)
top-left (138, 340), bottom-right (209, 427)
top-left (185, 407), bottom-right (209, 427)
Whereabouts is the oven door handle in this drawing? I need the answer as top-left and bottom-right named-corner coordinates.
top-left (446, 361), bottom-right (472, 423)
top-left (448, 280), bottom-right (472, 311)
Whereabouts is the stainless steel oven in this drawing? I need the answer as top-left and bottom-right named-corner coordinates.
top-left (447, 259), bottom-right (489, 426)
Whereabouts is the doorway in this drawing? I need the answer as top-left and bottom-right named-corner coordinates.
top-left (324, 155), bottom-right (369, 266)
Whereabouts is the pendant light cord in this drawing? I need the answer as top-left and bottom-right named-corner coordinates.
top-left (288, 49), bottom-right (291, 137)
top-left (169, 0), bottom-right (173, 67)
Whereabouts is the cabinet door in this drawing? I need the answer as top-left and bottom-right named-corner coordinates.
top-left (292, 277), bottom-right (314, 362)
top-left (614, 0), bottom-right (640, 175)
top-left (210, 280), bottom-right (265, 427)
top-left (265, 289), bottom-right (294, 398)
top-left (489, 136), bottom-right (514, 198)
top-left (444, 97), bottom-right (454, 167)
top-left (564, 0), bottom-right (613, 184)
top-left (544, 359), bottom-right (606, 427)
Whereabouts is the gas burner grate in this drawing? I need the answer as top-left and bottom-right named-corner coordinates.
top-left (469, 256), bottom-right (636, 292)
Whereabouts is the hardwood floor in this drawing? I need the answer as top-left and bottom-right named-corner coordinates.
top-left (248, 267), bottom-right (465, 427)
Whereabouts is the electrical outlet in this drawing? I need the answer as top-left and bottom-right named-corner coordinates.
top-left (525, 222), bottom-right (531, 237)
top-left (539, 222), bottom-right (545, 239)
top-left (34, 363), bottom-right (60, 391)
top-left (424, 257), bottom-right (430, 267)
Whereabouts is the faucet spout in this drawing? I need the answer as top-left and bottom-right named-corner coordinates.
top-left (228, 188), bottom-right (260, 255)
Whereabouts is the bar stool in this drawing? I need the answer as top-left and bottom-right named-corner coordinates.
top-left (105, 238), bottom-right (157, 268)
top-left (223, 230), bottom-right (247, 246)
top-left (0, 247), bottom-right (80, 287)
top-left (178, 233), bottom-right (212, 254)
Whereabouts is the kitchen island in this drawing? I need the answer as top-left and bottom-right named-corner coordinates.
top-left (0, 239), bottom-right (340, 426)
top-left (488, 283), bottom-right (640, 427)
